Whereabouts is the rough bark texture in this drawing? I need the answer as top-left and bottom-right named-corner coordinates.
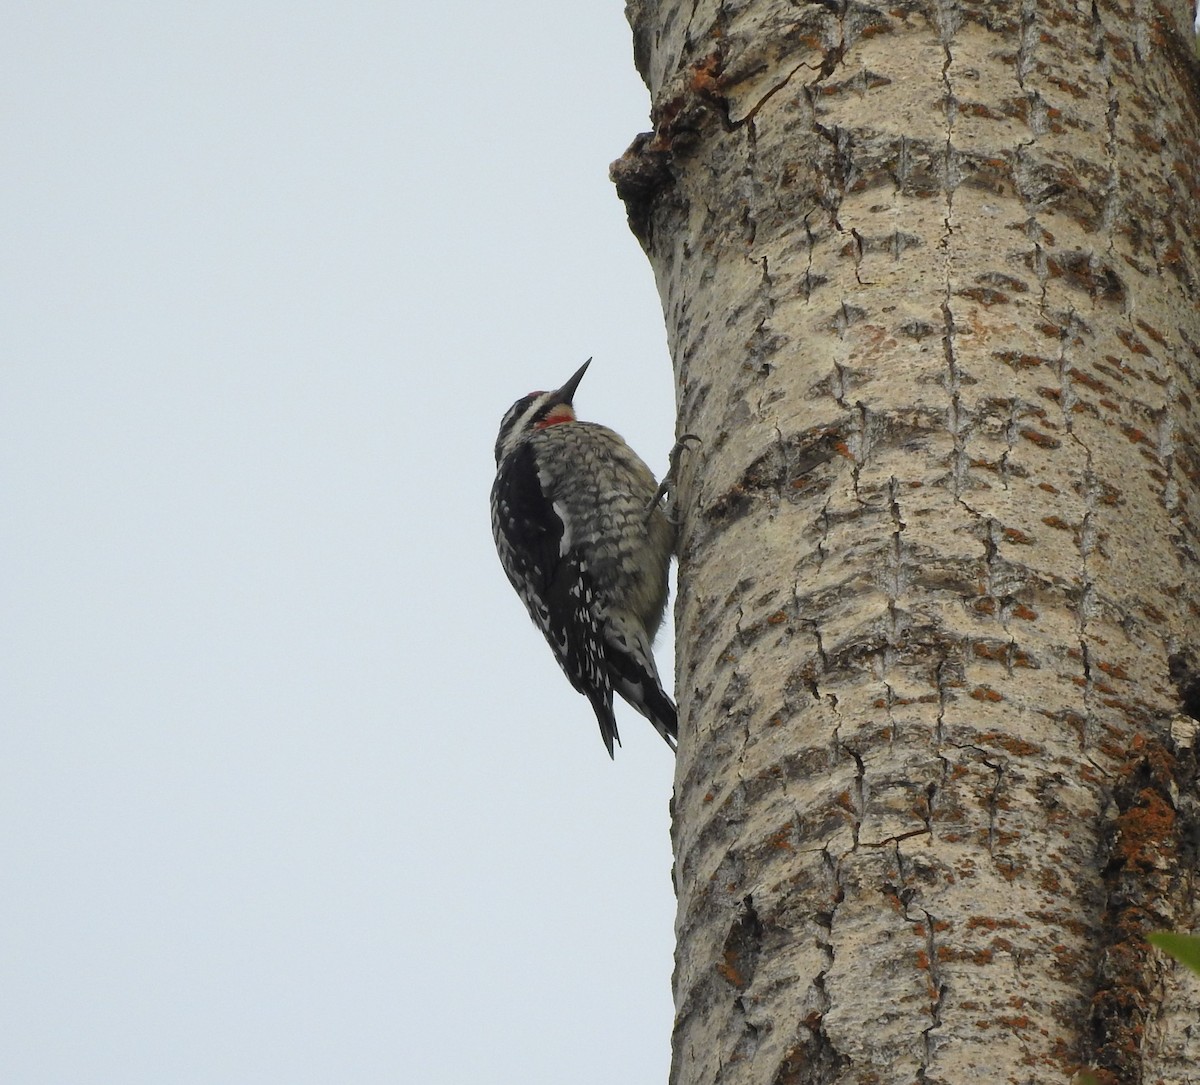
top-left (615, 1), bottom-right (1200, 1082)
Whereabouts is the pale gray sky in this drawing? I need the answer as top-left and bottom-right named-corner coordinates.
top-left (3, 5), bottom-right (679, 1082)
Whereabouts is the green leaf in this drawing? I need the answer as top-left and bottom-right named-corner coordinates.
top-left (1147, 931), bottom-right (1200, 975)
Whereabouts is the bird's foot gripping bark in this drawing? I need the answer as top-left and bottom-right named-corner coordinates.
top-left (646, 433), bottom-right (701, 524)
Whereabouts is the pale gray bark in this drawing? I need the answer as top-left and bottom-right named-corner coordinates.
top-left (614, 1), bottom-right (1200, 1082)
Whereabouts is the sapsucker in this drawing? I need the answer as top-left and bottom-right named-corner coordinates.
top-left (490, 359), bottom-right (677, 757)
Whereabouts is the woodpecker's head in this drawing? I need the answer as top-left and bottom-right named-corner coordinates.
top-left (494, 358), bottom-right (590, 464)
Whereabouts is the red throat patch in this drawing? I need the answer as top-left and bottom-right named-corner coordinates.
top-left (535, 408), bottom-right (576, 428)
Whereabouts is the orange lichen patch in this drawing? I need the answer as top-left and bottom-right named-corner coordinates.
top-left (765, 826), bottom-right (795, 851)
top-left (997, 1015), bottom-right (1032, 1031)
top-left (880, 891), bottom-right (907, 915)
top-left (1096, 661), bottom-right (1130, 680)
top-left (1039, 866), bottom-right (1064, 894)
top-left (1099, 355), bottom-right (1141, 381)
top-left (1042, 73), bottom-right (1089, 99)
top-left (965, 639), bottom-right (1036, 669)
top-left (1114, 788), bottom-right (1176, 870)
top-left (978, 732), bottom-right (1042, 757)
top-left (966, 915), bottom-right (1029, 931)
top-left (995, 859), bottom-right (1020, 882)
top-left (957, 285), bottom-right (1010, 305)
top-left (1038, 481), bottom-right (1061, 494)
top-left (970, 686), bottom-right (1003, 702)
top-left (1161, 238), bottom-right (1186, 270)
top-left (1115, 327), bottom-right (1153, 356)
top-left (1130, 125), bottom-right (1164, 155)
top-left (717, 952), bottom-right (747, 989)
top-left (1020, 427), bottom-right (1062, 448)
top-left (958, 101), bottom-right (1007, 120)
top-left (973, 597), bottom-right (998, 616)
top-left (1011, 603), bottom-right (1038, 621)
top-left (688, 52), bottom-right (724, 96)
top-left (915, 948), bottom-right (930, 970)
top-left (1068, 367), bottom-right (1113, 393)
top-left (766, 610), bottom-right (788, 625)
top-left (994, 349), bottom-right (1048, 369)
top-left (973, 641), bottom-right (1008, 662)
top-left (938, 944), bottom-right (994, 965)
top-left (1003, 527), bottom-right (1034, 545)
top-left (704, 792), bottom-right (716, 803)
top-left (1120, 424), bottom-right (1151, 445)
top-left (1135, 319), bottom-right (1167, 346)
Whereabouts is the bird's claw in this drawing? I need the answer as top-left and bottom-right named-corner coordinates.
top-left (646, 433), bottom-right (702, 522)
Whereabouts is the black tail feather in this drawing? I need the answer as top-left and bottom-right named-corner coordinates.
top-left (608, 647), bottom-right (678, 752)
top-left (584, 689), bottom-right (620, 758)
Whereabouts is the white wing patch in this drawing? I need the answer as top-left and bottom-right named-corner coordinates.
top-left (552, 499), bottom-right (572, 557)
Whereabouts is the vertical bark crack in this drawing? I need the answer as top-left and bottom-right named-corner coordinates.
top-left (842, 744), bottom-right (865, 849)
top-left (916, 905), bottom-right (947, 1081)
top-left (934, 0), bottom-right (967, 512)
top-left (1076, 455), bottom-right (1100, 749)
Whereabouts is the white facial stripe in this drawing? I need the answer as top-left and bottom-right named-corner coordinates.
top-left (496, 392), bottom-right (556, 462)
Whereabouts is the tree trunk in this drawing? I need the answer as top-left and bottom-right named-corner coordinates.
top-left (613, 1), bottom-right (1200, 1082)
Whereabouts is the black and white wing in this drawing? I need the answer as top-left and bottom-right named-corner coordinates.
top-left (490, 442), bottom-right (622, 755)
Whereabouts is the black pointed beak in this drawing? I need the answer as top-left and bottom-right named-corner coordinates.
top-left (553, 358), bottom-right (591, 405)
